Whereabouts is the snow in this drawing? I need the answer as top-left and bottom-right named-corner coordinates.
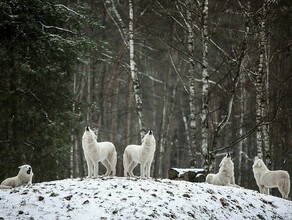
top-left (0, 177), bottom-right (291, 220)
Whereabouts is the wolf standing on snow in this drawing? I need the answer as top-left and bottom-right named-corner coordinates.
top-left (82, 126), bottom-right (117, 177)
top-left (123, 130), bottom-right (156, 178)
top-left (253, 157), bottom-right (290, 199)
top-left (206, 153), bottom-right (236, 186)
top-left (0, 165), bottom-right (33, 189)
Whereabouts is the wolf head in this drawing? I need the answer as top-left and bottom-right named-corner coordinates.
top-left (142, 130), bottom-right (156, 147)
top-left (18, 165), bottom-right (33, 176)
top-left (219, 153), bottom-right (234, 168)
top-left (252, 157), bottom-right (267, 169)
top-left (83, 126), bottom-right (97, 141)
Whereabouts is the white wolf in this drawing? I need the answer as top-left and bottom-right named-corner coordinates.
top-left (82, 126), bottom-right (117, 177)
top-left (206, 153), bottom-right (236, 186)
top-left (123, 130), bottom-right (156, 178)
top-left (0, 165), bottom-right (33, 189)
top-left (252, 157), bottom-right (290, 199)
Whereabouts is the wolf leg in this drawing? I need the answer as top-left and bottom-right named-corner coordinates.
top-left (102, 160), bottom-right (111, 176)
top-left (93, 161), bottom-right (99, 178)
top-left (128, 161), bottom-right (138, 177)
top-left (140, 163), bottom-right (146, 178)
top-left (145, 160), bottom-right (152, 178)
top-left (109, 151), bottom-right (117, 176)
top-left (85, 155), bottom-right (93, 177)
top-left (265, 187), bottom-right (270, 195)
top-left (123, 152), bottom-right (130, 177)
top-left (260, 186), bottom-right (269, 195)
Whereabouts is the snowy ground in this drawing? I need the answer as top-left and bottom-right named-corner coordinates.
top-left (0, 177), bottom-right (291, 220)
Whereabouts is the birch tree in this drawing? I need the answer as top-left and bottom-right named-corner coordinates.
top-left (104, 0), bottom-right (146, 140)
top-left (186, 0), bottom-right (198, 168)
top-left (237, 1), bottom-right (251, 185)
top-left (201, 0), bottom-right (210, 171)
top-left (256, 0), bottom-right (270, 166)
top-left (209, 1), bottom-right (251, 172)
top-left (129, 0), bottom-right (146, 139)
top-left (262, 0), bottom-right (271, 167)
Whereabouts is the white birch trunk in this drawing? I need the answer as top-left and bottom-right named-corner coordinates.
top-left (238, 73), bottom-right (245, 185)
top-left (129, 0), bottom-right (146, 140)
top-left (103, 0), bottom-right (128, 46)
top-left (256, 1), bottom-right (268, 160)
top-left (104, 0), bottom-right (146, 140)
top-left (238, 1), bottom-right (251, 186)
top-left (238, 41), bottom-right (248, 186)
top-left (263, 1), bottom-right (271, 167)
top-left (186, 0), bottom-right (197, 167)
top-left (126, 76), bottom-right (132, 146)
top-left (86, 64), bottom-right (91, 123)
top-left (70, 72), bottom-right (77, 178)
top-left (201, 0), bottom-right (209, 171)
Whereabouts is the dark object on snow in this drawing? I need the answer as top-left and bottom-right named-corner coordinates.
top-left (83, 200), bottom-right (90, 205)
top-left (168, 168), bottom-right (206, 182)
top-left (64, 195), bottom-right (73, 201)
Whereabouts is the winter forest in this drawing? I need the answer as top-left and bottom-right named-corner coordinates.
top-left (0, 0), bottom-right (291, 196)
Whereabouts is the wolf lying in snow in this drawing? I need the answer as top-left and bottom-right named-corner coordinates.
top-left (253, 157), bottom-right (290, 199)
top-left (206, 153), bottom-right (236, 186)
top-left (123, 130), bottom-right (156, 178)
top-left (0, 165), bottom-right (33, 189)
top-left (82, 126), bottom-right (117, 177)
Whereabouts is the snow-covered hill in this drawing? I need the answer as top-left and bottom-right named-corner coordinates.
top-left (0, 177), bottom-right (291, 220)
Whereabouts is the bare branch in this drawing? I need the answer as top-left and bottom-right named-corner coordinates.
top-left (103, 0), bottom-right (129, 47)
top-left (39, 22), bottom-right (77, 35)
top-left (55, 4), bottom-right (82, 16)
top-left (17, 89), bottom-right (53, 124)
top-left (169, 51), bottom-right (189, 93)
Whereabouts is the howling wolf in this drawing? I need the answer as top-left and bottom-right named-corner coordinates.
top-left (253, 157), bottom-right (290, 199)
top-left (206, 153), bottom-right (236, 186)
top-left (0, 165), bottom-right (33, 189)
top-left (123, 130), bottom-right (156, 178)
top-left (82, 126), bottom-right (117, 177)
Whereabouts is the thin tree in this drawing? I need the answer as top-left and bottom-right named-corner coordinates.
top-left (201, 0), bottom-right (209, 171)
top-left (129, 0), bottom-right (146, 139)
top-left (186, 0), bottom-right (198, 168)
top-left (256, 0), bottom-right (270, 165)
top-left (238, 0), bottom-right (251, 185)
top-left (104, 0), bottom-right (146, 140)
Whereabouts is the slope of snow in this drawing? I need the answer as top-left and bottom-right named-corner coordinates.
top-left (0, 177), bottom-right (291, 220)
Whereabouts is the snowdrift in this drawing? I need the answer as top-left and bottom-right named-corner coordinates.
top-left (0, 177), bottom-right (291, 219)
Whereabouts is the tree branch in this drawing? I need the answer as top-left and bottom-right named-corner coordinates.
top-left (39, 22), bottom-right (77, 35)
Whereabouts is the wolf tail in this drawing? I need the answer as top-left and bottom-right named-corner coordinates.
top-left (123, 149), bottom-right (129, 177)
top-left (282, 173), bottom-right (290, 199)
top-left (0, 185), bottom-right (13, 189)
top-left (111, 150), bottom-right (117, 176)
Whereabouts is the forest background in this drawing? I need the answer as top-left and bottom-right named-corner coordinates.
top-left (0, 0), bottom-right (291, 197)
